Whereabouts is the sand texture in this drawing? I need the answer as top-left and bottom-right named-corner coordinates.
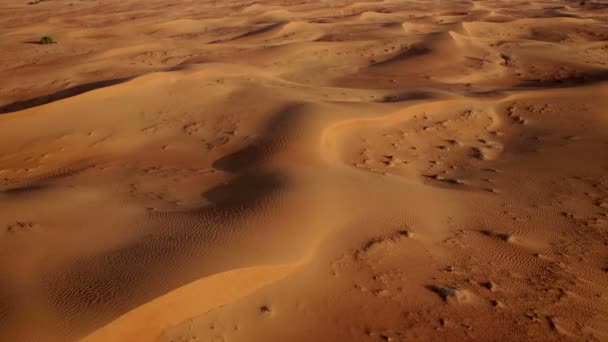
top-left (1, 0), bottom-right (608, 341)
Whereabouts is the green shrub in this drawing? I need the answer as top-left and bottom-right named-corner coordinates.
top-left (39, 36), bottom-right (56, 44)
top-left (500, 52), bottom-right (512, 66)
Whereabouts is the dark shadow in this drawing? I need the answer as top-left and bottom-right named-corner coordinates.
top-left (516, 69), bottom-right (608, 88)
top-left (370, 44), bottom-right (432, 67)
top-left (469, 69), bottom-right (608, 97)
top-left (209, 21), bottom-right (285, 44)
top-left (211, 103), bottom-right (303, 173)
top-left (212, 145), bottom-right (261, 172)
top-left (540, 10), bottom-right (582, 19)
top-left (584, 2), bottom-right (608, 10)
top-left (465, 56), bottom-right (494, 64)
top-left (1, 183), bottom-right (47, 194)
top-left (0, 77), bottom-right (134, 114)
top-left (439, 11), bottom-right (469, 16)
top-left (376, 90), bottom-right (438, 103)
top-left (202, 172), bottom-right (284, 205)
top-left (205, 103), bottom-right (303, 206)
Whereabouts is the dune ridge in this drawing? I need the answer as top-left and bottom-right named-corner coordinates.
top-left (83, 262), bottom-right (303, 342)
top-left (0, 0), bottom-right (607, 341)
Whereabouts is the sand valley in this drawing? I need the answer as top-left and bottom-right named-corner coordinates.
top-left (1, 0), bottom-right (608, 341)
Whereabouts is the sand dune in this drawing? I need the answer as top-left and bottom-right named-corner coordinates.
top-left (1, 0), bottom-right (607, 341)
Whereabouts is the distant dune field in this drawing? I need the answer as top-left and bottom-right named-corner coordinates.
top-left (0, 0), bottom-right (607, 341)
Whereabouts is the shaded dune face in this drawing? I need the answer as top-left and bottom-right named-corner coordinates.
top-left (0, 0), bottom-right (607, 341)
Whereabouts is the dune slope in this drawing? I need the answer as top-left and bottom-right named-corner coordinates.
top-left (0, 0), bottom-right (607, 341)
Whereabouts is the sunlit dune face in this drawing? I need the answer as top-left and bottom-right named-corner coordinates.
top-left (0, 0), bottom-right (607, 341)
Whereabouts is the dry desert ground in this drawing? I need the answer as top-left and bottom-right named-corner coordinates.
top-left (1, 0), bottom-right (608, 341)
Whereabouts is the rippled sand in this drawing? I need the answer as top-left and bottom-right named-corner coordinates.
top-left (1, 0), bottom-right (607, 341)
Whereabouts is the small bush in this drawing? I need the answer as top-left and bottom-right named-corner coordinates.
top-left (500, 52), bottom-right (512, 66)
top-left (39, 36), bottom-right (56, 44)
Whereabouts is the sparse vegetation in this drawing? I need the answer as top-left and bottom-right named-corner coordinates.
top-left (500, 52), bottom-right (512, 66)
top-left (427, 285), bottom-right (469, 302)
top-left (39, 36), bottom-right (56, 45)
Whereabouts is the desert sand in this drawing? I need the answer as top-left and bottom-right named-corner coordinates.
top-left (0, 0), bottom-right (607, 341)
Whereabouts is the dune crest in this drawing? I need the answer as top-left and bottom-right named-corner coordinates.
top-left (1, 0), bottom-right (607, 341)
top-left (83, 262), bottom-right (302, 342)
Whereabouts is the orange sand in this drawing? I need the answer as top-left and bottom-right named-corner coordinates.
top-left (0, 0), bottom-right (607, 341)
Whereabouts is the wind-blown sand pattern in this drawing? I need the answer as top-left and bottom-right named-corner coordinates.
top-left (1, 0), bottom-right (607, 341)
